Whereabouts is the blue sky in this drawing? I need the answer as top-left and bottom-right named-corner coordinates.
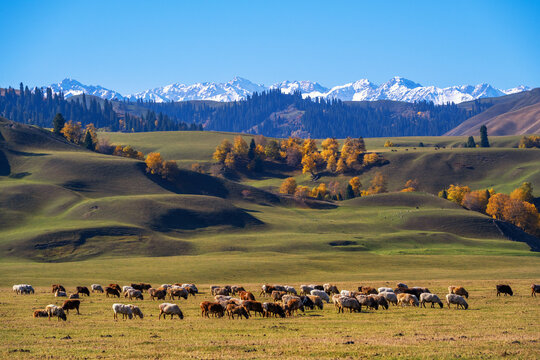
top-left (1, 0), bottom-right (539, 94)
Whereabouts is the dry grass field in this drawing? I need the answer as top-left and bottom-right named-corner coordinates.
top-left (1, 279), bottom-right (539, 359)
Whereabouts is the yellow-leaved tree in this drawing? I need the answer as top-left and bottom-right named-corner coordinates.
top-left (401, 179), bottom-right (419, 192)
top-left (462, 189), bottom-right (490, 212)
top-left (61, 120), bottom-right (83, 144)
top-left (213, 139), bottom-right (232, 163)
top-left (279, 177), bottom-right (297, 195)
top-left (510, 182), bottom-right (533, 202)
top-left (446, 184), bottom-right (471, 205)
top-left (145, 152), bottom-right (163, 175)
top-left (349, 176), bottom-right (362, 196)
top-left (233, 136), bottom-right (249, 157)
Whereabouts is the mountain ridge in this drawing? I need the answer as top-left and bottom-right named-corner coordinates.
top-left (44, 76), bottom-right (530, 105)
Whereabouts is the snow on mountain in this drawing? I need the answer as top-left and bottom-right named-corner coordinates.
top-left (48, 78), bottom-right (125, 100)
top-left (47, 77), bottom-right (530, 105)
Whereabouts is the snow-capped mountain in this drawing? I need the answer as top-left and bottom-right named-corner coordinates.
top-left (47, 78), bottom-right (125, 100)
top-left (46, 77), bottom-right (530, 105)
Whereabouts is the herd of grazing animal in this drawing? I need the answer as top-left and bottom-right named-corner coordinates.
top-left (13, 281), bottom-right (538, 322)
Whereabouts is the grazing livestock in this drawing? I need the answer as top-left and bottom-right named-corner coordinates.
top-left (239, 291), bottom-right (256, 301)
top-left (340, 290), bottom-right (359, 298)
top-left (200, 301), bottom-right (213, 317)
top-left (62, 300), bottom-right (81, 314)
top-left (307, 295), bottom-right (324, 310)
top-left (397, 293), bottom-right (419, 307)
top-left (168, 288), bottom-right (188, 300)
top-left (358, 286), bottom-right (378, 295)
top-left (379, 292), bottom-right (398, 306)
top-left (285, 286), bottom-right (298, 295)
top-left (324, 284), bottom-right (339, 295)
top-left (69, 293), bottom-right (79, 299)
top-left (419, 293), bottom-right (443, 308)
top-left (310, 290), bottom-right (330, 303)
top-left (396, 283), bottom-right (408, 288)
top-left (52, 284), bottom-right (66, 293)
top-left (337, 296), bottom-right (361, 313)
top-left (446, 294), bottom-right (468, 309)
top-left (311, 285), bottom-right (324, 291)
top-left (273, 285), bottom-right (287, 292)
top-left (448, 286), bottom-right (469, 299)
top-left (149, 288), bottom-right (167, 301)
top-left (208, 303), bottom-right (225, 318)
top-left (33, 309), bottom-right (48, 318)
top-left (496, 284), bottom-right (513, 296)
top-left (263, 302), bottom-right (286, 318)
top-left (122, 286), bottom-right (134, 293)
top-left (531, 284), bottom-right (540, 297)
top-left (370, 294), bottom-right (389, 310)
top-left (159, 303), bottom-right (184, 319)
top-left (301, 295), bottom-right (315, 310)
top-left (129, 305), bottom-right (144, 319)
top-left (105, 287), bottom-right (121, 298)
top-left (284, 298), bottom-right (304, 316)
top-left (181, 284), bottom-right (198, 295)
top-left (242, 301), bottom-right (264, 317)
top-left (91, 284), bottom-right (104, 293)
top-left (109, 284), bottom-right (121, 292)
top-left (300, 285), bottom-right (314, 295)
top-left (76, 286), bottom-right (90, 296)
top-left (13, 284), bottom-right (34, 294)
top-left (45, 305), bottom-right (67, 321)
top-left (260, 284), bottom-right (275, 297)
top-left (124, 289), bottom-right (144, 301)
top-left (55, 290), bottom-right (67, 297)
top-left (226, 304), bottom-right (250, 319)
top-left (281, 295), bottom-right (301, 306)
top-left (356, 295), bottom-right (379, 310)
top-left (214, 288), bottom-right (231, 296)
top-left (160, 284), bottom-right (173, 290)
top-left (231, 286), bottom-right (246, 295)
top-left (112, 303), bottom-right (133, 320)
top-left (272, 290), bottom-right (287, 302)
top-left (378, 287), bottom-right (394, 293)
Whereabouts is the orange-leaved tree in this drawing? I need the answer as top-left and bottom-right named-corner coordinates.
top-left (510, 182), bottom-right (533, 202)
top-left (145, 152), bottom-right (164, 175)
top-left (349, 176), bottom-right (362, 196)
top-left (401, 179), bottom-right (419, 192)
top-left (446, 184), bottom-right (471, 205)
top-left (279, 177), bottom-right (297, 195)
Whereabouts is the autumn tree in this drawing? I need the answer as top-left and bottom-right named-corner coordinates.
top-left (462, 190), bottom-right (490, 212)
top-left (321, 138), bottom-right (339, 161)
top-left (363, 153), bottom-right (379, 167)
top-left (224, 152), bottom-right (236, 169)
top-left (286, 147), bottom-right (302, 167)
top-left (401, 179), bottom-right (419, 192)
top-left (446, 184), bottom-right (471, 205)
top-left (265, 140), bottom-right (281, 160)
top-left (384, 140), bottom-right (394, 147)
top-left (364, 172), bottom-right (387, 195)
top-left (510, 182), bottom-right (533, 202)
top-left (61, 120), bottom-right (83, 144)
top-left (233, 136), bottom-right (249, 158)
top-left (294, 185), bottom-right (310, 199)
top-left (279, 177), bottom-right (297, 195)
top-left (349, 176), bottom-right (362, 197)
top-left (311, 183), bottom-right (328, 199)
top-left (326, 155), bottom-right (337, 172)
top-left (53, 113), bottom-right (65, 135)
top-left (302, 138), bottom-right (318, 155)
top-left (161, 160), bottom-right (179, 180)
top-left (518, 135), bottom-right (540, 148)
top-left (83, 123), bottom-right (98, 151)
top-left (145, 152), bottom-right (164, 175)
top-left (336, 157), bottom-right (347, 173)
top-left (301, 153), bottom-right (317, 175)
top-left (486, 193), bottom-right (510, 220)
top-left (213, 139), bottom-right (232, 163)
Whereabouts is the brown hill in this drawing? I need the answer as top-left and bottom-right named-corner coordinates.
top-left (446, 88), bottom-right (540, 136)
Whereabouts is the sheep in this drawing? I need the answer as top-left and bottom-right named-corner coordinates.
top-left (272, 290), bottom-right (287, 302)
top-left (419, 293), bottom-right (443, 308)
top-left (124, 289), bottom-right (144, 301)
top-left (226, 304), bottom-right (250, 319)
top-left (446, 294), bottom-right (468, 309)
top-left (200, 301), bottom-right (213, 317)
top-left (531, 284), bottom-right (540, 297)
top-left (214, 288), bottom-right (231, 296)
top-left (33, 309), bottom-right (48, 318)
top-left (273, 285), bottom-right (287, 292)
top-left (76, 286), bottom-right (90, 296)
top-left (340, 290), bottom-right (358, 298)
top-left (112, 303), bottom-right (133, 320)
top-left (109, 284), bottom-right (121, 292)
top-left (91, 284), bottom-right (104, 293)
top-left (397, 293), bottom-right (419, 307)
top-left (62, 299), bottom-right (81, 314)
top-left (337, 296), bottom-right (361, 313)
top-left (300, 285), bottom-right (314, 295)
top-left (397, 283), bottom-right (408, 288)
top-left (159, 303), bottom-right (184, 319)
top-left (448, 286), bottom-right (469, 299)
top-left (356, 294), bottom-right (379, 310)
top-left (285, 286), bottom-right (297, 295)
top-left (52, 284), bottom-right (66, 293)
top-left (149, 288), bottom-right (167, 300)
top-left (160, 284), bottom-right (173, 290)
top-left (168, 287), bottom-right (188, 300)
top-left (69, 293), bottom-right (79, 299)
top-left (379, 291), bottom-right (398, 306)
top-left (323, 283), bottom-right (339, 295)
top-left (45, 304), bottom-right (67, 321)
top-left (182, 284), bottom-right (198, 294)
top-left (370, 294), bottom-right (389, 310)
top-left (284, 298), bottom-right (304, 316)
top-left (13, 284), bottom-right (34, 294)
top-left (105, 287), bottom-right (121, 298)
top-left (282, 294), bottom-right (302, 306)
top-left (358, 286), bottom-right (378, 295)
top-left (129, 305), bottom-right (144, 319)
top-left (496, 284), bottom-right (513, 296)
top-left (310, 284), bottom-right (324, 291)
top-left (122, 285), bottom-right (134, 293)
top-left (208, 303), bottom-right (225, 318)
top-left (239, 291), bottom-right (255, 301)
top-left (378, 287), bottom-right (394, 293)
top-left (55, 290), bottom-right (67, 297)
top-left (332, 294), bottom-right (342, 309)
top-left (238, 300), bottom-right (262, 317)
top-left (310, 289), bottom-right (330, 303)
top-left (231, 285), bottom-right (246, 295)
top-left (263, 302), bottom-right (285, 318)
top-left (260, 284), bottom-right (275, 297)
top-left (301, 295), bottom-right (315, 310)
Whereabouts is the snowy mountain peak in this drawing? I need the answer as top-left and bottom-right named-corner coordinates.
top-left (45, 77), bottom-right (530, 105)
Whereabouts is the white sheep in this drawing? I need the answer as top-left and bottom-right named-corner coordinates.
top-left (446, 294), bottom-right (468, 310)
top-left (125, 289), bottom-right (144, 300)
top-left (284, 286), bottom-right (297, 295)
top-left (159, 303), bottom-right (184, 319)
top-left (379, 291), bottom-right (398, 305)
top-left (419, 293), bottom-right (443, 308)
top-left (161, 284), bottom-right (173, 290)
top-left (397, 293), bottom-right (419, 307)
top-left (45, 304), bottom-right (67, 321)
top-left (337, 296), bottom-right (361, 313)
top-left (128, 304), bottom-right (144, 319)
top-left (182, 283), bottom-right (198, 293)
top-left (91, 284), bottom-right (104, 293)
top-left (122, 285), bottom-right (134, 293)
top-left (378, 287), bottom-right (393, 293)
top-left (112, 303), bottom-right (133, 320)
top-left (13, 284), bottom-right (34, 294)
top-left (310, 289), bottom-right (330, 303)
top-left (282, 294), bottom-right (301, 305)
top-left (340, 290), bottom-right (353, 297)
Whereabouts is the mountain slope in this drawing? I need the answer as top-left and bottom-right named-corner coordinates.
top-left (445, 88), bottom-right (540, 136)
top-left (43, 77), bottom-right (530, 105)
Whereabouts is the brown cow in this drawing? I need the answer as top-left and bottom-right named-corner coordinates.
top-left (239, 291), bottom-right (256, 301)
top-left (105, 287), bottom-right (120, 298)
top-left (242, 300), bottom-right (264, 317)
top-left (62, 299), bottom-right (81, 315)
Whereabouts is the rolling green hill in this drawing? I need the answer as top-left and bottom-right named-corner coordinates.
top-left (1, 118), bottom-right (539, 270)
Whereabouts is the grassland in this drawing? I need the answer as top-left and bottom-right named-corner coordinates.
top-left (1, 279), bottom-right (539, 359)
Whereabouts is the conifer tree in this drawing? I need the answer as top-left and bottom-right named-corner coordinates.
top-left (480, 125), bottom-right (490, 147)
top-left (466, 136), bottom-right (476, 148)
top-left (53, 113), bottom-right (66, 135)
